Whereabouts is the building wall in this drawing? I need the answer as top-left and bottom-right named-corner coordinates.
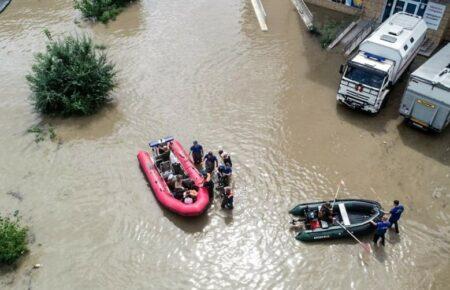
top-left (363, 0), bottom-right (449, 44)
top-left (305, 0), bottom-right (450, 44)
top-left (304, 0), bottom-right (361, 15)
top-left (362, 0), bottom-right (386, 22)
top-left (425, 1), bottom-right (450, 44)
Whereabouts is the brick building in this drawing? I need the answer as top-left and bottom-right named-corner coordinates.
top-left (306, 0), bottom-right (450, 45)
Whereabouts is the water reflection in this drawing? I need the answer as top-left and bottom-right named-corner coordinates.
top-left (41, 103), bottom-right (122, 142)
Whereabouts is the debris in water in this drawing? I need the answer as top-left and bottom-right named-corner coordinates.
top-left (33, 264), bottom-right (42, 269)
top-left (6, 191), bottom-right (23, 201)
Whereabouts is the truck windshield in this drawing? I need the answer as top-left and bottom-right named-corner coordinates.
top-left (344, 65), bottom-right (386, 88)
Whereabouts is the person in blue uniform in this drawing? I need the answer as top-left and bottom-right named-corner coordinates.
top-left (204, 151), bottom-right (218, 173)
top-left (190, 141), bottom-right (204, 165)
top-left (388, 200), bottom-right (404, 234)
top-left (218, 164), bottom-right (232, 187)
top-left (371, 216), bottom-right (391, 246)
top-left (221, 187), bottom-right (234, 210)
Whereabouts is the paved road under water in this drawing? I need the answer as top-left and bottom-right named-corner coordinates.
top-left (0, 0), bottom-right (449, 289)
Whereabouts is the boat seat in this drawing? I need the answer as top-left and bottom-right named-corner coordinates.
top-left (339, 203), bottom-right (351, 226)
top-left (160, 161), bottom-right (171, 173)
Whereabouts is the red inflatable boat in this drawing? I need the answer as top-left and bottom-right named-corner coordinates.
top-left (137, 137), bottom-right (209, 216)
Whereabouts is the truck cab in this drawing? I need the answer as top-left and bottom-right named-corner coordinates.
top-left (338, 52), bottom-right (393, 113)
top-left (336, 12), bottom-right (427, 114)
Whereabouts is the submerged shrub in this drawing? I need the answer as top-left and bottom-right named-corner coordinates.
top-left (0, 215), bottom-right (28, 265)
top-left (74, 0), bottom-right (135, 23)
top-left (26, 32), bottom-right (117, 116)
top-left (26, 124), bottom-right (57, 143)
top-left (319, 21), bottom-right (340, 48)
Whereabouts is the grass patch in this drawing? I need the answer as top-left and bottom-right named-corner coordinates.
top-left (27, 124), bottom-right (58, 143)
top-left (26, 125), bottom-right (45, 143)
top-left (0, 214), bottom-right (28, 265)
top-left (26, 31), bottom-right (117, 117)
top-left (74, 0), bottom-right (135, 23)
top-left (313, 20), bottom-right (348, 49)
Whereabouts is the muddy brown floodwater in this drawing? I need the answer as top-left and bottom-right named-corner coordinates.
top-left (1, 0), bottom-right (449, 289)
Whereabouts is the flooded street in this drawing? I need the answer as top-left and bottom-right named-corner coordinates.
top-left (1, 0), bottom-right (449, 289)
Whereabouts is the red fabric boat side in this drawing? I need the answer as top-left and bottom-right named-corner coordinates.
top-left (137, 141), bottom-right (209, 216)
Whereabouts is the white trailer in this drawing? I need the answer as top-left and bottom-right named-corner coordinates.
top-left (337, 12), bottom-right (427, 114)
top-left (399, 44), bottom-right (450, 132)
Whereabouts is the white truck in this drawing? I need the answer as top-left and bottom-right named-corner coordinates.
top-left (337, 12), bottom-right (427, 114)
top-left (399, 43), bottom-right (450, 132)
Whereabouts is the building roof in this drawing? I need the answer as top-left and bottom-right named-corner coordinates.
top-left (412, 43), bottom-right (450, 90)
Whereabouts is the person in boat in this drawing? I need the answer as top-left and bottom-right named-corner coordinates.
top-left (202, 171), bottom-right (214, 200)
top-left (186, 189), bottom-right (198, 199)
top-left (388, 200), bottom-right (404, 234)
top-left (170, 151), bottom-right (183, 175)
top-left (371, 216), bottom-right (391, 247)
top-left (190, 141), bottom-right (204, 165)
top-left (158, 143), bottom-right (170, 155)
top-left (204, 151), bottom-right (218, 173)
top-left (318, 202), bottom-right (333, 224)
top-left (173, 175), bottom-right (186, 200)
top-left (221, 187), bottom-right (234, 209)
top-left (218, 150), bottom-right (232, 167)
top-left (155, 144), bottom-right (170, 168)
top-left (164, 173), bottom-right (175, 189)
top-left (218, 164), bottom-right (232, 187)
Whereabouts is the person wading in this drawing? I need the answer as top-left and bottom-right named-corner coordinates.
top-left (388, 200), bottom-right (404, 234)
top-left (221, 187), bottom-right (234, 210)
top-left (202, 171), bottom-right (214, 200)
top-left (371, 216), bottom-right (391, 247)
top-left (204, 151), bottom-right (218, 173)
top-left (190, 141), bottom-right (204, 165)
top-left (218, 150), bottom-right (232, 167)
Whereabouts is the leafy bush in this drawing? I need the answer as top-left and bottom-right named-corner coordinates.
top-left (318, 21), bottom-right (341, 49)
top-left (0, 216), bottom-right (28, 265)
top-left (74, 0), bottom-right (134, 23)
top-left (26, 32), bottom-right (117, 116)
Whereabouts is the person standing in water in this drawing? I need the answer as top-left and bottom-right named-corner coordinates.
top-left (202, 171), bottom-right (214, 200)
top-left (190, 140), bottom-right (204, 165)
top-left (371, 216), bottom-right (391, 246)
top-left (204, 151), bottom-right (218, 173)
top-left (388, 200), bottom-right (404, 234)
top-left (218, 150), bottom-right (232, 167)
top-left (221, 187), bottom-right (234, 210)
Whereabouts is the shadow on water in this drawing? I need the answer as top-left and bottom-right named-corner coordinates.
top-left (397, 121), bottom-right (450, 166)
top-left (335, 75), bottom-right (409, 134)
top-left (386, 231), bottom-right (401, 245)
top-left (39, 102), bottom-right (122, 142)
top-left (162, 210), bottom-right (209, 234)
top-left (138, 162), bottom-right (210, 233)
top-left (372, 245), bottom-right (387, 263)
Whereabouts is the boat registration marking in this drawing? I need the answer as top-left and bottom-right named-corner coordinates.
top-left (313, 235), bottom-right (330, 240)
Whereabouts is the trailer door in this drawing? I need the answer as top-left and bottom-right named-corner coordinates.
top-left (410, 98), bottom-right (438, 128)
